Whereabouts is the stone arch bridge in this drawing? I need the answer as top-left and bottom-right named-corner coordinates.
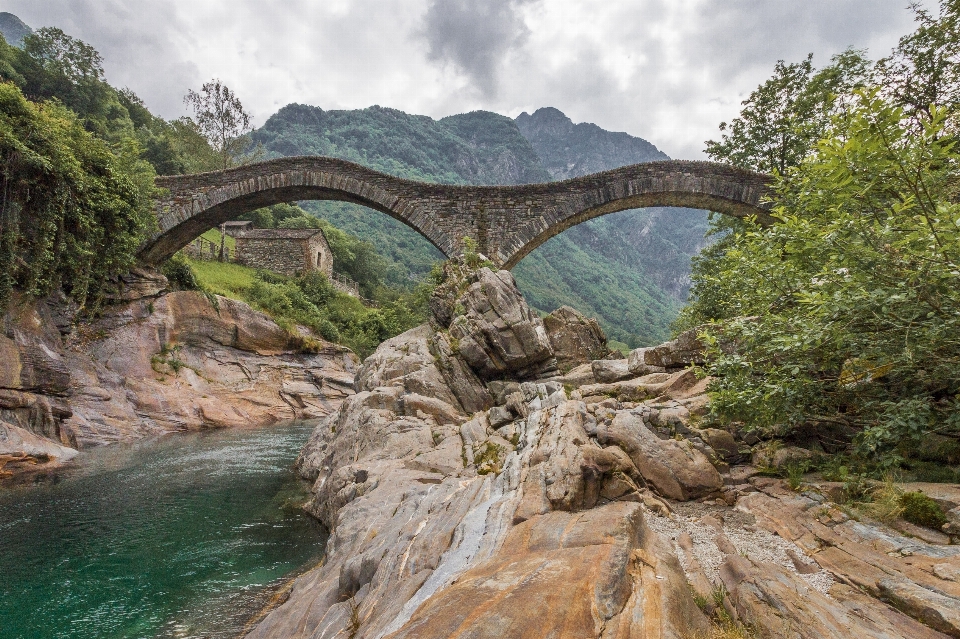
top-left (141, 157), bottom-right (774, 269)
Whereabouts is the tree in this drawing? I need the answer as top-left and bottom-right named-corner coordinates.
top-left (705, 49), bottom-right (870, 175)
top-left (681, 0), bottom-right (960, 463)
top-left (876, 0), bottom-right (960, 129)
top-left (184, 79), bottom-right (253, 169)
top-left (0, 82), bottom-right (155, 311)
top-left (689, 92), bottom-right (960, 460)
top-left (16, 27), bottom-right (117, 132)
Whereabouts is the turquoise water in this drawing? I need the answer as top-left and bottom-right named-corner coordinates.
top-left (0, 422), bottom-right (327, 639)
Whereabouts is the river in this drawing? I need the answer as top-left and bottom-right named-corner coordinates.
top-left (0, 422), bottom-right (327, 639)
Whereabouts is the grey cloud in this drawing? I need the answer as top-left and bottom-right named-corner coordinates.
top-left (3, 0), bottom-right (200, 118)
top-left (421, 0), bottom-right (537, 97)
top-left (488, 0), bottom-right (925, 159)
top-left (689, 0), bottom-right (918, 77)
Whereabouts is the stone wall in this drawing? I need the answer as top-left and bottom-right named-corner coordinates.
top-left (145, 156), bottom-right (774, 268)
top-left (234, 229), bottom-right (333, 277)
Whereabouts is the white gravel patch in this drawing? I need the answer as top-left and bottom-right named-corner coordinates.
top-left (645, 506), bottom-right (835, 595)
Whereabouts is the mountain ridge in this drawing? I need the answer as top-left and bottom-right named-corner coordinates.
top-left (0, 12), bottom-right (31, 47)
top-left (251, 103), bottom-right (709, 346)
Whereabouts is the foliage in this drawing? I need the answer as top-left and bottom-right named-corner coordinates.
top-left (689, 91), bottom-right (960, 459)
top-left (680, 3), bottom-right (960, 466)
top-left (17, 27), bottom-right (117, 136)
top-left (184, 257), bottom-right (430, 358)
top-left (876, 0), bottom-right (960, 129)
top-left (0, 82), bottom-right (155, 310)
top-left (161, 252), bottom-right (200, 291)
top-left (859, 476), bottom-right (905, 523)
top-left (899, 491), bottom-right (948, 528)
top-left (0, 30), bottom-right (220, 177)
top-left (184, 79), bottom-right (256, 170)
top-left (705, 49), bottom-right (871, 175)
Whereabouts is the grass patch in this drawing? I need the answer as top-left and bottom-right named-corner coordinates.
top-left (199, 228), bottom-right (236, 251)
top-left (900, 491), bottom-right (948, 529)
top-left (187, 258), bottom-right (258, 298)
top-left (176, 257), bottom-right (428, 358)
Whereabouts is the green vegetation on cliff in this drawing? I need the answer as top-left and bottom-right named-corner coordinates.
top-left (0, 79), bottom-right (154, 311)
top-left (183, 257), bottom-right (428, 358)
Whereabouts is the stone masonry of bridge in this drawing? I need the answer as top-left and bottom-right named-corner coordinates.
top-left (142, 156), bottom-right (774, 269)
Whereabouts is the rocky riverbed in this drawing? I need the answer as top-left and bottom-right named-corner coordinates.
top-left (0, 277), bottom-right (358, 479)
top-left (4, 261), bottom-right (959, 638)
top-left (249, 260), bottom-right (960, 639)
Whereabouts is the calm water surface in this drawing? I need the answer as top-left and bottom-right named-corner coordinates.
top-left (0, 422), bottom-right (327, 639)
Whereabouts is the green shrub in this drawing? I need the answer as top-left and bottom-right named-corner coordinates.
top-left (161, 253), bottom-right (200, 290)
top-left (899, 492), bottom-right (948, 529)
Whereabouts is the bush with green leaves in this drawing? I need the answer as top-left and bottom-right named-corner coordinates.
top-left (684, 90), bottom-right (960, 462)
top-left (210, 267), bottom-right (429, 358)
top-left (900, 491), bottom-right (948, 529)
top-left (0, 81), bottom-right (155, 311)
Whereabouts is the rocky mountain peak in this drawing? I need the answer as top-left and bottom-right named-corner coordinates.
top-left (0, 12), bottom-right (31, 48)
top-left (515, 106), bottom-right (669, 180)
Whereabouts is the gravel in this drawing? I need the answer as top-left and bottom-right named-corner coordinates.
top-left (644, 501), bottom-right (835, 594)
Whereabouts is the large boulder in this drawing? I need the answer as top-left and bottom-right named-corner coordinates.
top-left (591, 358), bottom-right (633, 383)
top-left (543, 305), bottom-right (607, 373)
top-left (597, 410), bottom-right (723, 501)
top-left (629, 327), bottom-right (705, 371)
top-left (441, 268), bottom-right (556, 380)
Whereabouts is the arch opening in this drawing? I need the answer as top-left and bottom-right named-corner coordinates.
top-left (511, 203), bottom-right (716, 350)
top-left (500, 190), bottom-right (774, 269)
top-left (140, 185), bottom-right (446, 267)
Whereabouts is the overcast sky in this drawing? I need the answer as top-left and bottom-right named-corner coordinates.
top-left (4, 0), bottom-right (931, 159)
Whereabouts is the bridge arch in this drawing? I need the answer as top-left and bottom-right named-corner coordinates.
top-left (141, 157), bottom-right (773, 268)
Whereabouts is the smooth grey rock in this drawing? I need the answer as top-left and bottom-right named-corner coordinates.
top-left (627, 347), bottom-right (666, 376)
top-left (597, 411), bottom-right (723, 501)
top-left (488, 406), bottom-right (514, 428)
top-left (445, 268), bottom-right (555, 380)
top-left (638, 328), bottom-right (705, 369)
top-left (591, 358), bottom-right (634, 383)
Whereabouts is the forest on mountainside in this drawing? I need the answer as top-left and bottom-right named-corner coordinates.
top-left (252, 103), bottom-right (709, 346)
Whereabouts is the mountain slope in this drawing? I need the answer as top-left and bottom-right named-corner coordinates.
top-left (511, 108), bottom-right (710, 344)
top-left (254, 104), bottom-right (550, 185)
top-left (0, 12), bottom-right (31, 47)
top-left (251, 105), bottom-right (709, 345)
top-left (515, 106), bottom-right (668, 178)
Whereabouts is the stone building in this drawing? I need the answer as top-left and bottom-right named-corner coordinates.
top-left (221, 220), bottom-right (253, 236)
top-left (233, 229), bottom-right (333, 277)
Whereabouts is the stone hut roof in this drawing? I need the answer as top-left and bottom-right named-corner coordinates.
top-left (233, 229), bottom-right (326, 240)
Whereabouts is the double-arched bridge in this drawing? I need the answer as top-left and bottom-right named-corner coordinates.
top-left (141, 156), bottom-right (774, 268)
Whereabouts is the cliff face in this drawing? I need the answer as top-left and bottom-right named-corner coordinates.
top-left (249, 261), bottom-right (960, 639)
top-left (0, 285), bottom-right (358, 479)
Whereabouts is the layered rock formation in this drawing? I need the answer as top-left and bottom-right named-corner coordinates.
top-left (251, 262), bottom-right (960, 639)
top-left (1, 287), bottom-right (357, 478)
